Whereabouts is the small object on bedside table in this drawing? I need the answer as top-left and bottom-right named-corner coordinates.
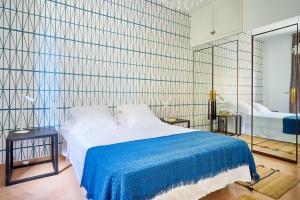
top-left (5, 127), bottom-right (58, 186)
top-left (161, 118), bottom-right (190, 128)
top-left (218, 111), bottom-right (233, 116)
top-left (167, 117), bottom-right (177, 122)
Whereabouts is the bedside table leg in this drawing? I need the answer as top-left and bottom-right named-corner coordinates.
top-left (6, 141), bottom-right (14, 186)
top-left (54, 135), bottom-right (58, 174)
top-left (217, 117), bottom-right (220, 132)
top-left (51, 136), bottom-right (54, 163)
top-left (9, 141), bottom-right (13, 171)
top-left (225, 117), bottom-right (228, 135)
top-left (51, 135), bottom-right (58, 174)
top-left (235, 116), bottom-right (238, 136)
top-left (239, 116), bottom-right (242, 136)
top-left (5, 140), bottom-right (11, 186)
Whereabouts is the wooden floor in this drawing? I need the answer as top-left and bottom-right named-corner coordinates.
top-left (0, 154), bottom-right (299, 200)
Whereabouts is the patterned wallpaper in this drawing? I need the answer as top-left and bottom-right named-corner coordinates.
top-left (0, 0), bottom-right (193, 163)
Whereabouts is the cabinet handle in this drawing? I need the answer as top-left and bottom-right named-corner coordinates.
top-left (211, 30), bottom-right (216, 35)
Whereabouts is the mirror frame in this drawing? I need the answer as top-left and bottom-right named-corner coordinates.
top-left (251, 23), bottom-right (299, 163)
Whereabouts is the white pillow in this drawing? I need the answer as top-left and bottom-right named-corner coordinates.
top-left (69, 105), bottom-right (104, 121)
top-left (116, 104), bottom-right (162, 127)
top-left (220, 101), bottom-right (252, 114)
top-left (65, 106), bottom-right (117, 132)
top-left (253, 103), bottom-right (271, 113)
top-left (238, 101), bottom-right (252, 114)
top-left (220, 102), bottom-right (237, 113)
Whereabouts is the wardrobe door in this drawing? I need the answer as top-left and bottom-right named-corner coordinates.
top-left (214, 0), bottom-right (240, 39)
top-left (191, 6), bottom-right (214, 47)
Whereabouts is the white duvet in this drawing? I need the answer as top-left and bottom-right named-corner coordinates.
top-left (60, 123), bottom-right (251, 200)
top-left (63, 123), bottom-right (193, 180)
top-left (242, 112), bottom-right (297, 143)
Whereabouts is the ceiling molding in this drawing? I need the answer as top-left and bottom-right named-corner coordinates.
top-left (157, 0), bottom-right (214, 12)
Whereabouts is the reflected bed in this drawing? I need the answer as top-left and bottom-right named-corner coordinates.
top-left (242, 112), bottom-right (297, 143)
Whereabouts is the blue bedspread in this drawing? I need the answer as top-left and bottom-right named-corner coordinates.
top-left (81, 131), bottom-right (259, 200)
top-left (283, 115), bottom-right (300, 134)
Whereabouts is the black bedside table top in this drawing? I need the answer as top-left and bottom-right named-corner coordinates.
top-left (216, 114), bottom-right (241, 118)
top-left (161, 118), bottom-right (190, 124)
top-left (7, 127), bottom-right (58, 141)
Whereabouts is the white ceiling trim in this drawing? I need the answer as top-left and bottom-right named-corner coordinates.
top-left (157, 0), bottom-right (209, 11)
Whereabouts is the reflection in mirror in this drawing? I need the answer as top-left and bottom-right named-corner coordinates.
top-left (192, 39), bottom-right (239, 133)
top-left (213, 41), bottom-right (238, 135)
top-left (193, 46), bottom-right (213, 131)
top-left (250, 24), bottom-right (299, 163)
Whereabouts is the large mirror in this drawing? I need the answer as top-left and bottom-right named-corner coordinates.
top-left (193, 40), bottom-right (239, 133)
top-left (213, 41), bottom-right (239, 135)
top-left (251, 24), bottom-right (299, 163)
top-left (193, 45), bottom-right (213, 131)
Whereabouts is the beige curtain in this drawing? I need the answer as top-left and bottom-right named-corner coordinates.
top-left (289, 33), bottom-right (300, 113)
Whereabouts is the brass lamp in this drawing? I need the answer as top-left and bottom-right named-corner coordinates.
top-left (209, 90), bottom-right (217, 101)
top-left (208, 90), bottom-right (217, 121)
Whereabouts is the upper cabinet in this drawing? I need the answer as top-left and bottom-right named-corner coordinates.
top-left (191, 5), bottom-right (214, 46)
top-left (214, 0), bottom-right (241, 38)
top-left (191, 0), bottom-right (300, 48)
top-left (191, 0), bottom-right (242, 47)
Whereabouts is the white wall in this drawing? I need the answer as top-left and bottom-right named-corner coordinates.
top-left (243, 0), bottom-right (300, 31)
top-left (262, 34), bottom-right (292, 112)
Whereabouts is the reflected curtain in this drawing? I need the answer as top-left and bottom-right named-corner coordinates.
top-left (289, 33), bottom-right (300, 113)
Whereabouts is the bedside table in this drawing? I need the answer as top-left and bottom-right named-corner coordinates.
top-left (5, 127), bottom-right (58, 186)
top-left (161, 118), bottom-right (190, 128)
top-left (216, 114), bottom-right (241, 136)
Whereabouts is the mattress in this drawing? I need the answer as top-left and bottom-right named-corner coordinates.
top-left (62, 123), bottom-right (251, 199)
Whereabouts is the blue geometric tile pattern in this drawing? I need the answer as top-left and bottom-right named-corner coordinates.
top-left (0, 0), bottom-right (194, 163)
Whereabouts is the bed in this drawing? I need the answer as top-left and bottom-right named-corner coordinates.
top-left (222, 101), bottom-right (297, 143)
top-left (61, 104), bottom-right (258, 200)
top-left (242, 112), bottom-right (297, 143)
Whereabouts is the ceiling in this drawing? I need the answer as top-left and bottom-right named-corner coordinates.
top-left (157, 0), bottom-right (213, 12)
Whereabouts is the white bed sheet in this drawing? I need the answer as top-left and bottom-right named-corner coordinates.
top-left (66, 123), bottom-right (195, 180)
top-left (62, 123), bottom-right (251, 200)
top-left (226, 112), bottom-right (297, 143)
